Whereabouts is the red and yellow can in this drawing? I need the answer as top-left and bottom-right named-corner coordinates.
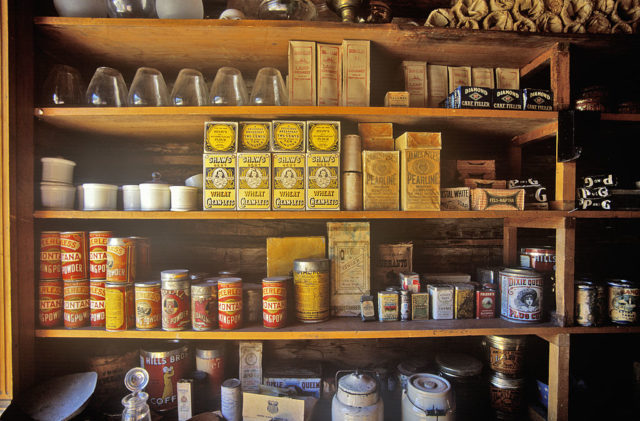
top-left (89, 231), bottom-right (111, 279)
top-left (90, 279), bottom-right (106, 327)
top-left (161, 279), bottom-right (191, 331)
top-left (63, 279), bottom-right (90, 328)
top-left (135, 281), bottom-right (161, 330)
top-left (262, 276), bottom-right (288, 329)
top-left (60, 231), bottom-right (88, 281)
top-left (39, 279), bottom-right (63, 327)
top-left (105, 282), bottom-right (135, 331)
top-left (218, 277), bottom-right (243, 330)
top-left (40, 231), bottom-right (61, 280)
top-left (106, 237), bottom-right (136, 283)
top-left (192, 282), bottom-right (217, 331)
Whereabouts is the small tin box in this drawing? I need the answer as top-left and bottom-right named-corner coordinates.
top-left (378, 290), bottom-right (399, 322)
top-left (428, 284), bottom-right (454, 320)
top-left (411, 292), bottom-right (429, 320)
top-left (400, 272), bottom-right (421, 293)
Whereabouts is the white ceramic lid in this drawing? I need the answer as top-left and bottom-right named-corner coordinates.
top-left (139, 183), bottom-right (170, 189)
top-left (122, 184), bottom-right (140, 190)
top-left (40, 182), bottom-right (75, 189)
top-left (41, 157), bottom-right (76, 166)
top-left (82, 183), bottom-right (118, 190)
top-left (170, 185), bottom-right (198, 191)
top-left (336, 372), bottom-right (379, 407)
top-left (409, 373), bottom-right (450, 396)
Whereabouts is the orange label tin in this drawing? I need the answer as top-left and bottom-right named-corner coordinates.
top-left (63, 279), bottom-right (89, 328)
top-left (90, 279), bottom-right (106, 327)
top-left (218, 277), bottom-right (243, 330)
top-left (135, 281), bottom-right (162, 330)
top-left (39, 279), bottom-right (63, 327)
top-left (89, 231), bottom-right (111, 279)
top-left (106, 237), bottom-right (136, 283)
top-left (262, 277), bottom-right (288, 328)
top-left (60, 231), bottom-right (88, 281)
top-left (105, 282), bottom-right (135, 331)
top-left (40, 231), bottom-right (61, 280)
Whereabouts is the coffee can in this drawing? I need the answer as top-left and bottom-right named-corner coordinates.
top-left (105, 282), bottom-right (134, 331)
top-left (60, 231), bottom-right (88, 281)
top-left (106, 237), bottom-right (136, 283)
top-left (262, 276), bottom-right (288, 328)
top-left (196, 345), bottom-right (225, 404)
top-left (89, 231), bottom-right (111, 279)
top-left (608, 279), bottom-right (639, 325)
top-left (135, 281), bottom-right (161, 330)
top-left (221, 378), bottom-right (242, 421)
top-left (192, 282), bottom-right (217, 331)
top-left (162, 269), bottom-right (190, 281)
top-left (244, 283), bottom-right (262, 324)
top-left (218, 277), bottom-right (243, 330)
top-left (89, 279), bottom-right (106, 327)
top-left (519, 247), bottom-right (555, 273)
top-left (39, 279), bottom-right (63, 327)
top-left (162, 278), bottom-right (191, 331)
top-left (39, 231), bottom-right (61, 280)
top-left (140, 341), bottom-right (191, 412)
top-left (499, 268), bottom-right (544, 323)
top-left (293, 258), bottom-right (330, 323)
top-left (482, 335), bottom-right (527, 377)
top-left (489, 372), bottom-right (526, 416)
top-left (63, 279), bottom-right (90, 328)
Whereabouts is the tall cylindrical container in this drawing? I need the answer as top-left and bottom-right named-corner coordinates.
top-left (89, 230), bottom-right (111, 279)
top-left (135, 280), bottom-right (162, 330)
top-left (60, 231), bottom-right (88, 281)
top-left (262, 276), bottom-right (288, 328)
top-left (129, 236), bottom-right (151, 279)
top-left (342, 172), bottom-right (363, 211)
top-left (221, 378), bottom-right (242, 421)
top-left (196, 345), bottom-right (225, 406)
top-left (293, 258), bottom-right (330, 323)
top-left (140, 341), bottom-right (191, 412)
top-left (482, 335), bottom-right (527, 377)
top-left (192, 281), bottom-right (217, 331)
top-left (39, 279), bottom-right (63, 327)
top-left (89, 279), bottom-right (106, 327)
top-left (63, 279), bottom-right (90, 328)
top-left (499, 268), bottom-right (544, 323)
top-left (218, 277), bottom-right (243, 330)
top-left (608, 279), bottom-right (639, 325)
top-left (342, 134), bottom-right (362, 172)
top-left (106, 237), bottom-right (136, 283)
top-left (161, 277), bottom-right (191, 331)
top-left (39, 231), bottom-right (61, 280)
top-left (105, 281), bottom-right (134, 331)
top-left (243, 282), bottom-right (262, 324)
top-left (488, 372), bottom-right (526, 418)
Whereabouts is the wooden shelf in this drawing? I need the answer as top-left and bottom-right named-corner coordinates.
top-left (601, 113), bottom-right (640, 122)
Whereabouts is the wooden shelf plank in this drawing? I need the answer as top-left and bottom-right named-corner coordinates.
top-left (601, 113), bottom-right (640, 122)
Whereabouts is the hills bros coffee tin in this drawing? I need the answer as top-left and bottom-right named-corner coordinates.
top-left (140, 341), bottom-right (191, 412)
top-left (40, 231), bottom-right (61, 280)
top-left (60, 231), bottom-right (88, 281)
top-left (499, 268), bottom-right (544, 323)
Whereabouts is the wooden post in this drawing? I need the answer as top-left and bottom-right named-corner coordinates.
top-left (547, 333), bottom-right (571, 421)
top-left (503, 225), bottom-right (518, 266)
top-left (507, 145), bottom-right (522, 180)
top-left (555, 218), bottom-right (575, 326)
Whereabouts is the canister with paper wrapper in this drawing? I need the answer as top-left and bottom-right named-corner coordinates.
top-left (63, 279), bottom-right (89, 328)
top-left (482, 335), bottom-right (527, 377)
top-left (135, 281), bottom-right (161, 330)
top-left (89, 230), bottom-right (111, 279)
top-left (60, 231), bottom-right (88, 281)
top-left (262, 276), bottom-right (288, 328)
top-left (106, 237), bottom-right (136, 283)
top-left (191, 281), bottom-right (217, 331)
top-left (39, 279), bottom-right (63, 327)
top-left (161, 269), bottom-right (191, 331)
top-left (140, 340), bottom-right (191, 412)
top-left (293, 258), bottom-right (330, 323)
top-left (105, 281), bottom-right (134, 331)
top-left (575, 278), bottom-right (607, 327)
top-left (401, 373), bottom-right (455, 421)
top-left (436, 353), bottom-right (485, 421)
top-left (218, 277), bottom-right (243, 330)
top-left (40, 231), bottom-right (61, 280)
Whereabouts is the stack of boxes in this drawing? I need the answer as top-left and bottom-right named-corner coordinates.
top-left (577, 174), bottom-right (616, 210)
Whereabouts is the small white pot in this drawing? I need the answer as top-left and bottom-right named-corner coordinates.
top-left (82, 183), bottom-right (118, 210)
top-left (156, 0), bottom-right (203, 19)
top-left (170, 186), bottom-right (198, 211)
top-left (185, 173), bottom-right (203, 189)
top-left (139, 183), bottom-right (170, 211)
top-left (53, 0), bottom-right (108, 17)
top-left (122, 185), bottom-right (141, 211)
top-left (76, 185), bottom-right (84, 210)
top-left (41, 182), bottom-right (75, 210)
top-left (41, 157), bottom-right (76, 184)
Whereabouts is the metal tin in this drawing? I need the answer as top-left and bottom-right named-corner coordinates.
top-left (135, 281), bottom-right (161, 330)
top-left (519, 247), bottom-right (555, 273)
top-left (575, 281), bottom-right (598, 327)
top-left (454, 283), bottom-right (475, 319)
top-left (39, 279), bottom-right (63, 327)
top-left (40, 231), bottom-right (61, 280)
top-left (161, 269), bottom-right (190, 281)
top-left (436, 352), bottom-right (483, 378)
top-left (129, 236), bottom-right (151, 279)
top-left (89, 231), bottom-right (111, 279)
top-left (482, 335), bottom-right (527, 377)
top-left (400, 290), bottom-right (411, 321)
top-left (476, 266), bottom-right (501, 284)
top-left (105, 281), bottom-right (134, 331)
top-left (191, 282), bottom-right (217, 331)
top-left (411, 292), bottom-right (429, 320)
top-left (219, 270), bottom-right (239, 277)
top-left (221, 378), bottom-right (242, 421)
top-left (378, 290), bottom-right (399, 322)
top-left (106, 237), bottom-right (136, 283)
top-left (360, 294), bottom-right (376, 322)
top-left (244, 283), bottom-right (262, 324)
top-left (196, 346), bottom-right (225, 403)
top-left (162, 278), bottom-right (191, 331)
top-left (436, 352), bottom-right (484, 421)
top-left (60, 231), bottom-right (88, 281)
top-left (140, 341), bottom-right (191, 412)
top-left (218, 277), bottom-right (243, 330)
top-left (63, 279), bottom-right (89, 328)
top-left (341, 171), bottom-right (363, 211)
top-left (342, 134), bottom-right (362, 172)
top-left (499, 268), bottom-right (544, 323)
top-left (400, 272), bottom-right (421, 293)
top-left (428, 284), bottom-right (454, 320)
top-left (89, 279), bottom-right (106, 327)
top-left (476, 284), bottom-right (497, 319)
top-left (293, 258), bottom-right (331, 323)
top-left (608, 279), bottom-right (639, 325)
top-left (263, 276), bottom-right (288, 328)
top-left (488, 372), bottom-right (526, 415)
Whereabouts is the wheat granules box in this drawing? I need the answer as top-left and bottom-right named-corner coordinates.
top-left (203, 153), bottom-right (236, 210)
top-left (272, 153), bottom-right (305, 211)
top-left (307, 121), bottom-right (341, 152)
top-left (306, 152), bottom-right (340, 210)
top-left (362, 150), bottom-right (399, 211)
top-left (239, 121), bottom-right (272, 152)
top-left (237, 153), bottom-right (271, 210)
top-left (204, 121), bottom-right (238, 153)
top-left (272, 120), bottom-right (306, 152)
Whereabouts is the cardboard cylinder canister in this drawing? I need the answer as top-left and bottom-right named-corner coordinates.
top-left (341, 172), bottom-right (363, 211)
top-left (342, 134), bottom-right (362, 172)
top-left (89, 231), bottom-right (111, 279)
top-left (105, 282), bottom-right (134, 331)
top-left (218, 277), bottom-right (243, 330)
top-left (90, 279), bottom-right (106, 327)
top-left (221, 378), bottom-right (242, 421)
top-left (40, 231), bottom-right (61, 280)
top-left (60, 231), bottom-right (88, 281)
top-left (140, 341), bottom-right (191, 412)
top-left (39, 279), bottom-right (63, 327)
top-left (63, 279), bottom-right (89, 328)
top-left (262, 276), bottom-right (288, 328)
top-left (135, 281), bottom-right (161, 330)
top-left (293, 258), bottom-right (330, 323)
top-left (106, 237), bottom-right (136, 283)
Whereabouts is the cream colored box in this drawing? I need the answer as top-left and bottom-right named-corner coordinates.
top-left (471, 188), bottom-right (525, 210)
top-left (495, 68), bottom-right (520, 89)
top-left (472, 67), bottom-right (495, 89)
top-left (243, 391), bottom-right (314, 421)
top-left (272, 153), bottom-right (305, 210)
top-left (441, 187), bottom-right (470, 210)
top-left (395, 131), bottom-right (442, 150)
top-left (272, 120), bottom-right (306, 152)
top-left (204, 121), bottom-right (238, 153)
top-left (358, 122), bottom-right (394, 150)
top-left (362, 150), bottom-right (399, 211)
top-left (402, 61), bottom-right (427, 107)
top-left (307, 120), bottom-right (341, 152)
top-left (464, 179), bottom-right (507, 189)
top-left (327, 222), bottom-right (370, 317)
top-left (239, 342), bottom-right (262, 392)
top-left (427, 64), bottom-right (448, 107)
top-left (364, 137), bottom-right (395, 151)
top-left (448, 66), bottom-right (472, 94)
top-left (341, 40), bottom-right (370, 107)
top-left (423, 272), bottom-right (472, 283)
top-left (288, 41), bottom-right (316, 106)
top-left (384, 91), bottom-right (410, 107)
top-left (237, 152), bottom-right (271, 210)
top-left (306, 152), bottom-right (340, 210)
top-left (177, 380), bottom-right (193, 421)
top-left (239, 121), bottom-right (272, 152)
top-left (401, 148), bottom-right (441, 211)
top-left (317, 43), bottom-right (341, 106)
top-left (203, 153), bottom-right (236, 210)
top-left (266, 237), bottom-right (326, 277)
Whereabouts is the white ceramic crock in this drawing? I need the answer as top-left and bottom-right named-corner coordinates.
top-left (41, 157), bottom-right (76, 184)
top-left (185, 173), bottom-right (203, 189)
top-left (53, 0), bottom-right (108, 17)
top-left (170, 186), bottom-right (198, 211)
top-left (82, 183), bottom-right (118, 210)
top-left (122, 185), bottom-right (141, 211)
top-left (139, 183), bottom-right (170, 211)
top-left (156, 0), bottom-right (204, 18)
top-left (76, 185), bottom-right (84, 210)
top-left (41, 182), bottom-right (75, 210)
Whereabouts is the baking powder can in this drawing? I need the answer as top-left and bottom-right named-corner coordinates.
top-left (105, 281), bottom-right (134, 331)
top-left (39, 231), bottom-right (61, 280)
top-left (400, 272), bottom-right (421, 293)
top-left (489, 372), bottom-right (526, 417)
top-left (218, 277), bottom-right (243, 330)
top-left (89, 231), bottom-right (111, 279)
top-left (244, 283), bottom-right (262, 324)
top-left (519, 247), bottom-right (555, 273)
top-left (39, 279), bottom-right (63, 327)
top-left (378, 290), bottom-right (399, 322)
top-left (191, 282), bottom-right (217, 331)
top-left (429, 284), bottom-right (454, 320)
top-left (341, 172), bottom-right (363, 211)
top-left (106, 237), bottom-right (136, 283)
top-left (140, 341), bottom-right (191, 412)
top-left (608, 279), bottom-right (640, 325)
top-left (196, 346), bottom-right (225, 403)
top-left (60, 231), bottom-right (88, 281)
top-left (293, 258), bottom-right (330, 323)
top-left (162, 269), bottom-right (190, 281)
top-left (89, 279), bottom-right (106, 327)
top-left (262, 276), bottom-right (288, 328)
top-left (221, 378), bottom-right (242, 421)
top-left (162, 278), bottom-right (191, 331)
top-left (129, 236), bottom-right (151, 279)
top-left (135, 281), bottom-right (161, 330)
top-left (454, 283), bottom-right (475, 319)
top-left (400, 290), bottom-right (411, 321)
top-left (499, 268), bottom-right (544, 323)
top-left (63, 279), bottom-right (89, 328)
top-left (476, 284), bottom-right (497, 319)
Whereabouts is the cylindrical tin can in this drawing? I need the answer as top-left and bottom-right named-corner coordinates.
top-left (342, 172), bottom-right (363, 211)
top-left (499, 268), bottom-right (545, 323)
top-left (575, 281), bottom-right (598, 327)
top-left (60, 231), bottom-right (88, 281)
top-left (162, 269), bottom-right (190, 281)
top-left (135, 281), bottom-right (161, 330)
top-left (89, 279), bottom-right (106, 327)
top-left (218, 277), bottom-right (243, 330)
top-left (293, 258), bottom-right (330, 323)
top-left (429, 284), bottom-right (454, 320)
top-left (454, 283), bottom-right (475, 319)
top-left (402, 373), bottom-right (455, 421)
top-left (400, 290), bottom-right (410, 321)
top-left (519, 247), bottom-right (555, 273)
top-left (106, 237), bottom-right (136, 283)
top-left (244, 283), bottom-right (262, 324)
top-left (436, 353), bottom-right (484, 421)
top-left (262, 276), bottom-right (288, 328)
top-left (39, 231), bottom-right (61, 280)
top-left (488, 372), bottom-right (526, 416)
top-left (221, 378), bottom-right (242, 421)
top-left (400, 272), bottom-right (421, 293)
top-left (342, 134), bottom-right (362, 172)
top-left (162, 278), bottom-right (191, 331)
top-left (378, 290), bottom-right (399, 322)
top-left (196, 346), bottom-right (225, 404)
top-left (476, 284), bottom-right (497, 319)
top-left (63, 279), bottom-right (89, 328)
top-left (129, 236), bottom-right (151, 279)
top-left (89, 231), bottom-right (111, 279)
top-left (608, 279), bottom-right (640, 325)
top-left (105, 282), bottom-right (134, 331)
top-left (39, 279), bottom-right (63, 327)
top-left (140, 341), bottom-right (191, 412)
top-left (192, 282), bottom-right (217, 331)
top-left (482, 335), bottom-right (527, 377)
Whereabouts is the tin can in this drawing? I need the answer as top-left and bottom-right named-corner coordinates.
top-left (435, 353), bottom-right (484, 421)
top-left (129, 236), bottom-right (151, 279)
top-left (488, 372), bottom-right (526, 416)
top-left (396, 358), bottom-right (429, 391)
top-left (219, 270), bottom-right (239, 277)
top-left (293, 258), bottom-right (331, 323)
top-left (476, 266), bottom-right (501, 284)
top-left (428, 284), bottom-right (454, 320)
top-left (196, 346), bottom-right (225, 403)
top-left (192, 282), bottom-right (217, 331)
top-left (63, 279), bottom-right (89, 328)
top-left (360, 294), bottom-right (376, 322)
top-left (60, 231), bottom-right (88, 281)
top-left (135, 281), bottom-right (161, 330)
top-left (140, 341), bottom-right (191, 412)
top-left (218, 277), bottom-right (243, 330)
top-left (575, 280), bottom-right (598, 327)
top-left (455, 283), bottom-right (475, 319)
top-left (400, 272), bottom-right (421, 293)
top-left (162, 278), bottom-right (191, 331)
top-left (106, 237), bottom-right (136, 283)
top-left (40, 231), bottom-right (61, 280)
top-left (89, 231), bottom-right (111, 279)
top-left (162, 269), bottom-right (190, 281)
top-left (378, 290), bottom-right (399, 322)
top-left (244, 283), bottom-right (262, 324)
top-left (221, 378), bottom-right (242, 421)
top-left (608, 279), bottom-right (639, 325)
top-left (105, 282), bottom-right (134, 331)
top-left (499, 268), bottom-right (545, 323)
top-left (400, 290), bottom-right (411, 321)
top-left (39, 279), bottom-right (63, 327)
top-left (594, 282), bottom-right (608, 326)
top-left (411, 292), bottom-right (429, 320)
top-left (482, 335), bottom-right (527, 377)
top-left (476, 284), bottom-right (497, 319)
top-left (519, 247), bottom-right (555, 273)
top-left (263, 276), bottom-right (288, 328)
top-left (90, 279), bottom-right (106, 327)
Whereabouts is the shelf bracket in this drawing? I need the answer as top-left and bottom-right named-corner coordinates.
top-left (547, 333), bottom-right (570, 421)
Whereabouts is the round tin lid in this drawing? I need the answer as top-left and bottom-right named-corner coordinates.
top-left (482, 283), bottom-right (497, 290)
top-left (191, 282), bottom-right (213, 295)
top-left (500, 267), bottom-right (541, 277)
top-left (196, 346), bottom-right (224, 359)
top-left (140, 339), bottom-right (188, 357)
top-left (218, 277), bottom-right (243, 285)
top-left (122, 184), bottom-right (140, 190)
top-left (134, 280), bottom-right (160, 288)
top-left (293, 257), bottom-right (330, 272)
top-left (408, 373), bottom-right (450, 395)
top-left (124, 367), bottom-right (149, 392)
top-left (161, 269), bottom-right (190, 281)
top-left (484, 335), bottom-right (528, 349)
top-left (435, 353), bottom-right (483, 377)
top-left (190, 272), bottom-right (210, 282)
top-left (41, 156), bottom-right (76, 166)
top-left (607, 278), bottom-right (639, 288)
top-left (222, 378), bottom-right (241, 389)
top-left (205, 277), bottom-right (221, 286)
top-left (521, 246), bottom-right (555, 254)
top-left (263, 276), bottom-right (291, 283)
top-left (489, 372), bottom-right (526, 389)
top-left (82, 183), bottom-right (118, 190)
top-left (385, 286), bottom-right (401, 292)
top-left (219, 270), bottom-right (239, 276)
top-left (397, 358), bottom-right (429, 376)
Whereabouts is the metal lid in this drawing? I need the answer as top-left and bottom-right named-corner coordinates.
top-left (521, 246), bottom-right (555, 253)
top-left (483, 335), bottom-right (527, 349)
top-left (191, 282), bottom-right (213, 295)
top-left (397, 359), bottom-right (428, 376)
top-left (435, 353), bottom-right (483, 377)
top-left (489, 372), bottom-right (526, 389)
top-left (607, 278), bottom-right (639, 288)
top-left (576, 281), bottom-right (596, 290)
top-left (196, 346), bottom-right (224, 359)
top-left (454, 283), bottom-right (475, 291)
top-left (161, 278), bottom-right (190, 289)
top-left (190, 272), bottom-right (210, 282)
top-left (161, 269), bottom-right (190, 281)
top-left (385, 286), bottom-right (401, 292)
top-left (219, 270), bottom-right (239, 276)
top-left (293, 257), bottom-right (330, 272)
top-left (134, 280), bottom-right (160, 288)
top-left (222, 378), bottom-right (241, 389)
top-left (408, 373), bottom-right (451, 395)
top-left (243, 282), bottom-right (261, 291)
top-left (500, 267), bottom-right (541, 277)
top-left (140, 340), bottom-right (189, 358)
top-left (218, 277), bottom-right (242, 285)
top-left (107, 237), bottom-right (135, 246)
top-left (263, 276), bottom-right (291, 284)
top-left (124, 367), bottom-right (149, 392)
top-left (482, 283), bottom-right (497, 290)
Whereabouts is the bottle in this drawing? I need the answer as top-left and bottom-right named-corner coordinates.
top-left (121, 368), bottom-right (152, 421)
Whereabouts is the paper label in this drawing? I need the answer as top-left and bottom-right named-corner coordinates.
top-left (204, 154), bottom-right (236, 210)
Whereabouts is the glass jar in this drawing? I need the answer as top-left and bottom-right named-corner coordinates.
top-left (121, 391), bottom-right (151, 421)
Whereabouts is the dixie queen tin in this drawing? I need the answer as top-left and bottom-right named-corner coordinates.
top-left (499, 268), bottom-right (544, 323)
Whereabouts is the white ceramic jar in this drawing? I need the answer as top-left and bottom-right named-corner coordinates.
top-left (170, 186), bottom-right (198, 211)
top-left (139, 183), bottom-right (170, 211)
top-left (122, 185), bottom-right (141, 211)
top-left (402, 373), bottom-right (455, 421)
top-left (40, 182), bottom-right (75, 209)
top-left (185, 173), bottom-right (203, 189)
top-left (41, 157), bottom-right (76, 184)
top-left (53, 0), bottom-right (107, 17)
top-left (82, 183), bottom-right (118, 210)
top-left (76, 185), bottom-right (84, 210)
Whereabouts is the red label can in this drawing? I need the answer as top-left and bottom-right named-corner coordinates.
top-left (263, 276), bottom-right (288, 329)
top-left (39, 279), bottom-right (63, 327)
top-left (60, 231), bottom-right (88, 281)
top-left (63, 279), bottom-right (89, 328)
top-left (218, 277), bottom-right (243, 330)
top-left (106, 237), bottom-right (136, 283)
top-left (191, 282), bottom-right (217, 331)
top-left (40, 231), bottom-right (61, 280)
top-left (105, 282), bottom-right (135, 331)
top-left (140, 341), bottom-right (191, 412)
top-left (162, 279), bottom-right (191, 331)
top-left (476, 286), bottom-right (497, 319)
top-left (135, 281), bottom-right (162, 330)
top-left (90, 279), bottom-right (106, 327)
top-left (196, 346), bottom-right (224, 401)
top-left (89, 231), bottom-right (111, 279)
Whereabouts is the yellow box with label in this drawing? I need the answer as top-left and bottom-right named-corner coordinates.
top-left (239, 121), bottom-right (272, 152)
top-left (306, 152), bottom-right (340, 210)
top-left (204, 121), bottom-right (238, 153)
top-left (237, 152), bottom-right (271, 210)
top-left (272, 120), bottom-right (306, 152)
top-left (203, 153), bottom-right (236, 210)
top-left (272, 153), bottom-right (306, 210)
top-left (307, 120), bottom-right (340, 152)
